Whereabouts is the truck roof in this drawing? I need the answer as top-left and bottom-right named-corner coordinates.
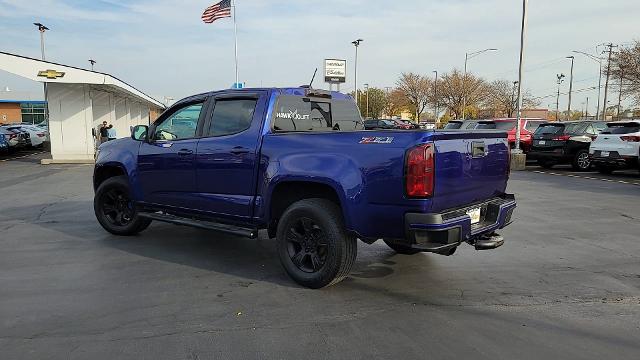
top-left (185, 87), bottom-right (354, 102)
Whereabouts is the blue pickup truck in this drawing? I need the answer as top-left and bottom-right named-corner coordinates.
top-left (93, 87), bottom-right (516, 288)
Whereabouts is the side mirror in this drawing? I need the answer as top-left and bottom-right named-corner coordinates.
top-left (131, 125), bottom-right (148, 141)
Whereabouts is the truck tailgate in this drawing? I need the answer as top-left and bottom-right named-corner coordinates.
top-left (429, 131), bottom-right (510, 212)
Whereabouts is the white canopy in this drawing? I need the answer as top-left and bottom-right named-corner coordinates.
top-left (0, 51), bottom-right (164, 108)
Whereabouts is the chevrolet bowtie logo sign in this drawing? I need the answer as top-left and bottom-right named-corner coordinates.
top-left (37, 69), bottom-right (65, 79)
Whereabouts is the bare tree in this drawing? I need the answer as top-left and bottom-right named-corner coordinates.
top-left (610, 41), bottom-right (640, 106)
top-left (439, 69), bottom-right (489, 119)
top-left (384, 88), bottom-right (409, 118)
top-left (396, 73), bottom-right (432, 121)
top-left (488, 79), bottom-right (540, 117)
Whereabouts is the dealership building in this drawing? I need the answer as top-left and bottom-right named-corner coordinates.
top-left (0, 51), bottom-right (165, 163)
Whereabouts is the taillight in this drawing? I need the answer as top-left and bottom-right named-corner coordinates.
top-left (552, 135), bottom-right (571, 141)
top-left (405, 143), bottom-right (434, 198)
top-left (621, 135), bottom-right (640, 142)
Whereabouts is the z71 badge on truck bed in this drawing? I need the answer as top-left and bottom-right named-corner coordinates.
top-left (93, 87), bottom-right (516, 288)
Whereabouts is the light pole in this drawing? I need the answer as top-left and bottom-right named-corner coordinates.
top-left (33, 23), bottom-right (49, 60)
top-left (351, 39), bottom-right (363, 106)
top-left (88, 59), bottom-right (96, 71)
top-left (462, 48), bottom-right (497, 119)
top-left (34, 22), bottom-right (50, 144)
top-left (513, 0), bottom-right (527, 154)
top-left (433, 70), bottom-right (438, 123)
top-left (364, 83), bottom-right (369, 119)
top-left (572, 50), bottom-right (603, 120)
top-left (566, 56), bottom-right (575, 120)
top-left (555, 74), bottom-right (565, 121)
top-left (511, 81), bottom-right (519, 117)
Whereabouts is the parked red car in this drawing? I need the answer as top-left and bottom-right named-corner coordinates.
top-left (390, 119), bottom-right (413, 130)
top-left (492, 118), bottom-right (547, 152)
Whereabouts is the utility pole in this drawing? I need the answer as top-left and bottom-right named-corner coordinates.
top-left (617, 67), bottom-right (624, 120)
top-left (555, 74), bottom-right (565, 121)
top-left (88, 59), bottom-right (96, 71)
top-left (601, 43), bottom-right (618, 120)
top-left (433, 70), bottom-right (438, 123)
top-left (566, 56), bottom-right (575, 121)
top-left (585, 97), bottom-right (589, 119)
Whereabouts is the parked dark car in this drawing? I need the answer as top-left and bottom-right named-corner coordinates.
top-left (528, 121), bottom-right (606, 171)
top-left (364, 119), bottom-right (397, 130)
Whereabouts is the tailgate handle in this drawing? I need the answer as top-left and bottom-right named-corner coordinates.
top-left (471, 141), bottom-right (486, 158)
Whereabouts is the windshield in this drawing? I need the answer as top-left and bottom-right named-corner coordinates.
top-left (601, 122), bottom-right (640, 134)
top-left (444, 122), bottom-right (463, 129)
top-left (494, 121), bottom-right (516, 130)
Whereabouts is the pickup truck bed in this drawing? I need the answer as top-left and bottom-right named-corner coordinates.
top-left (93, 87), bottom-right (516, 288)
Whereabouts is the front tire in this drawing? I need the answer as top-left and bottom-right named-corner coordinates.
top-left (94, 175), bottom-right (151, 236)
top-left (276, 198), bottom-right (357, 289)
top-left (572, 150), bottom-right (591, 171)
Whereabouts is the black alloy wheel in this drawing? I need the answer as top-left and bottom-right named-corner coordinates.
top-left (285, 217), bottom-right (328, 273)
top-left (101, 187), bottom-right (134, 227)
top-left (94, 175), bottom-right (152, 235)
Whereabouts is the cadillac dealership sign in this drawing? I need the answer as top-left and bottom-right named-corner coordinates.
top-left (324, 59), bottom-right (346, 84)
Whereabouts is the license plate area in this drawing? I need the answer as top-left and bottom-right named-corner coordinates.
top-left (538, 140), bottom-right (546, 145)
top-left (467, 207), bottom-right (481, 224)
top-left (600, 151), bottom-right (610, 157)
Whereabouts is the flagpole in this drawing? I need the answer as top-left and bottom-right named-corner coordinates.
top-left (232, 0), bottom-right (239, 87)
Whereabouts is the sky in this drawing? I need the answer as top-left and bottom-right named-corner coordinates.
top-left (0, 0), bottom-right (638, 113)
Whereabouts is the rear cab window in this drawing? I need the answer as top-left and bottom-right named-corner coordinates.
top-left (601, 122), bottom-right (640, 134)
top-left (272, 95), bottom-right (363, 132)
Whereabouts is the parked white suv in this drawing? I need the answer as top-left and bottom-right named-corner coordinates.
top-left (589, 120), bottom-right (640, 174)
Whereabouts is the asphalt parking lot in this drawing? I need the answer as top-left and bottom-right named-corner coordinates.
top-left (1, 153), bottom-right (639, 360)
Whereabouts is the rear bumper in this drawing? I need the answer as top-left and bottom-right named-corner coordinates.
top-left (528, 150), bottom-right (569, 161)
top-left (590, 155), bottom-right (639, 168)
top-left (399, 194), bottom-right (516, 253)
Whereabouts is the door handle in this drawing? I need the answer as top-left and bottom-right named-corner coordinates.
top-left (177, 149), bottom-right (194, 156)
top-left (230, 147), bottom-right (249, 155)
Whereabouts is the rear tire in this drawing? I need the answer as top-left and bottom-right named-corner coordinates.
top-left (383, 240), bottom-right (422, 255)
top-left (276, 198), bottom-right (357, 289)
top-left (94, 175), bottom-right (152, 236)
top-left (572, 150), bottom-right (591, 171)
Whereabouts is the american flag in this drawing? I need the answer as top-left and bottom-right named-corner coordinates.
top-left (201, 0), bottom-right (232, 23)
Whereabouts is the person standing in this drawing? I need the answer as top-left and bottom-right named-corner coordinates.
top-left (107, 124), bottom-right (117, 141)
top-left (99, 121), bottom-right (109, 144)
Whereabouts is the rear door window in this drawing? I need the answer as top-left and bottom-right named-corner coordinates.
top-left (563, 123), bottom-right (587, 135)
top-left (206, 99), bottom-right (257, 137)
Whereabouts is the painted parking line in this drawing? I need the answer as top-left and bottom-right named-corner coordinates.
top-left (530, 170), bottom-right (640, 186)
top-left (0, 151), bottom-right (46, 163)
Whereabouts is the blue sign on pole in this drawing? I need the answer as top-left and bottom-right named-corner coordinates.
top-left (232, 82), bottom-right (244, 89)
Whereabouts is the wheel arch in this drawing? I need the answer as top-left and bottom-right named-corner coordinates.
top-left (267, 180), bottom-right (349, 239)
top-left (93, 163), bottom-right (128, 191)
